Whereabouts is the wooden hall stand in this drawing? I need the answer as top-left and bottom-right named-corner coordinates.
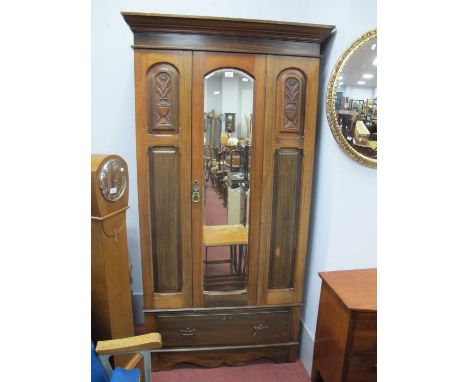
top-left (311, 269), bottom-right (377, 382)
top-left (122, 12), bottom-right (334, 371)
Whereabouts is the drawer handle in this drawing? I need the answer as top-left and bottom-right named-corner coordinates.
top-left (252, 324), bottom-right (269, 336)
top-left (179, 327), bottom-right (196, 336)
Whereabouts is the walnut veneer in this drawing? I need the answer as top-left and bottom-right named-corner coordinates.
top-left (122, 12), bottom-right (334, 370)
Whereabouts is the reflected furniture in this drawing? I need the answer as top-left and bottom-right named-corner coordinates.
top-left (91, 154), bottom-right (135, 368)
top-left (123, 12), bottom-right (334, 370)
top-left (203, 224), bottom-right (249, 290)
top-left (311, 269), bottom-right (377, 382)
top-left (337, 110), bottom-right (357, 140)
top-left (353, 121), bottom-right (370, 146)
top-left (224, 113), bottom-right (236, 133)
top-left (93, 333), bottom-right (162, 382)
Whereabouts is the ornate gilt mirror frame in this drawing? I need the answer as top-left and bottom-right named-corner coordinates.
top-left (326, 29), bottom-right (377, 168)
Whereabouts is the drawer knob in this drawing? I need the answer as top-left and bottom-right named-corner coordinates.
top-left (179, 327), bottom-right (196, 336)
top-left (252, 324), bottom-right (269, 336)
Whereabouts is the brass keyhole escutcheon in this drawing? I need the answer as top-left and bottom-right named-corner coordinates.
top-left (192, 180), bottom-right (200, 203)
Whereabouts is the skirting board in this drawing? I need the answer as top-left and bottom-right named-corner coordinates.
top-left (131, 292), bottom-right (145, 324)
top-left (299, 319), bottom-right (315, 377)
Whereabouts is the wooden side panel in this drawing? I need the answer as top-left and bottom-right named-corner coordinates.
top-left (149, 147), bottom-right (181, 292)
top-left (269, 149), bottom-right (302, 289)
top-left (349, 312), bottom-right (377, 353)
top-left (258, 55), bottom-right (319, 305)
top-left (147, 63), bottom-right (179, 134)
top-left (344, 353), bottom-right (377, 382)
top-left (91, 220), bottom-right (111, 342)
top-left (92, 215), bottom-right (135, 368)
top-left (133, 50), bottom-right (192, 310)
top-left (91, 215), bottom-right (135, 342)
top-left (311, 284), bottom-right (351, 382)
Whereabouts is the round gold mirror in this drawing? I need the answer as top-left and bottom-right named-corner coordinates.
top-left (326, 29), bottom-right (377, 168)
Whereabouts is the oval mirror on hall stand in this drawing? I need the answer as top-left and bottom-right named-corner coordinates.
top-left (326, 29), bottom-right (377, 168)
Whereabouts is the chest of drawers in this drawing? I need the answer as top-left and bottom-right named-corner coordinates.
top-left (311, 269), bottom-right (377, 382)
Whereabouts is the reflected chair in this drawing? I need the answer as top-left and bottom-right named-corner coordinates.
top-left (92, 333), bottom-right (162, 382)
top-left (214, 146), bottom-right (231, 196)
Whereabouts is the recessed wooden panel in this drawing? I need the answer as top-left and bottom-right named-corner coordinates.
top-left (149, 147), bottom-right (181, 292)
top-left (268, 148), bottom-right (302, 289)
top-left (276, 69), bottom-right (306, 135)
top-left (147, 63), bottom-right (179, 134)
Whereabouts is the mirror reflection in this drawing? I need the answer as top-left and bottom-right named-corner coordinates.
top-left (335, 37), bottom-right (377, 159)
top-left (202, 69), bottom-right (253, 292)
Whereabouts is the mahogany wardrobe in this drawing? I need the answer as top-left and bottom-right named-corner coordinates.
top-left (122, 12), bottom-right (334, 370)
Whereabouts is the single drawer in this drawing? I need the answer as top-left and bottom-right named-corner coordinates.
top-left (345, 353), bottom-right (377, 382)
top-left (157, 310), bottom-right (290, 347)
top-left (350, 312), bottom-right (377, 353)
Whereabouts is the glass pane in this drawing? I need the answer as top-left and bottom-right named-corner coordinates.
top-left (336, 37), bottom-right (377, 159)
top-left (203, 69), bottom-right (254, 292)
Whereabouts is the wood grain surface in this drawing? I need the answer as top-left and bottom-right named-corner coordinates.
top-left (203, 225), bottom-right (249, 246)
top-left (312, 269), bottom-right (377, 382)
top-left (319, 268), bottom-right (377, 312)
top-left (122, 12), bottom-right (334, 43)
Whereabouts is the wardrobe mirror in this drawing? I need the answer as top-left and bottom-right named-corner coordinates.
top-left (327, 29), bottom-right (377, 168)
top-left (202, 68), bottom-right (253, 292)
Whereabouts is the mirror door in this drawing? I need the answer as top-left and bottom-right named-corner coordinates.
top-left (192, 52), bottom-right (266, 307)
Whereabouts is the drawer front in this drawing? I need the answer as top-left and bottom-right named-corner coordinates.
top-left (158, 310), bottom-right (290, 347)
top-left (345, 354), bottom-right (377, 382)
top-left (351, 312), bottom-right (377, 353)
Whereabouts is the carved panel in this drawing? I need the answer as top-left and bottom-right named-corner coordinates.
top-left (268, 148), bottom-right (302, 289)
top-left (149, 147), bottom-right (181, 292)
top-left (147, 63), bottom-right (179, 134)
top-left (276, 69), bottom-right (306, 135)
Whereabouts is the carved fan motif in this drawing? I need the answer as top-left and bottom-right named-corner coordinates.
top-left (284, 77), bottom-right (299, 130)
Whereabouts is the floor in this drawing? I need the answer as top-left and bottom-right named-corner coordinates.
top-left (153, 360), bottom-right (311, 382)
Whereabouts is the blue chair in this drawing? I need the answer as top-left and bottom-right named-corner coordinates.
top-left (92, 333), bottom-right (162, 382)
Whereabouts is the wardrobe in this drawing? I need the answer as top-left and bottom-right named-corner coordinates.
top-left (122, 12), bottom-right (334, 370)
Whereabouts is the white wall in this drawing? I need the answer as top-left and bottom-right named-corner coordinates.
top-left (204, 76), bottom-right (222, 113)
top-left (92, 0), bottom-right (376, 375)
top-left (299, 0), bottom-right (377, 376)
top-left (343, 85), bottom-right (376, 101)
